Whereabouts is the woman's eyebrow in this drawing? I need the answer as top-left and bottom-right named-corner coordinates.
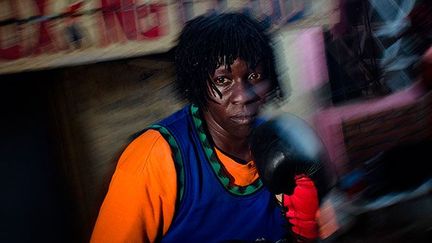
top-left (214, 68), bottom-right (231, 74)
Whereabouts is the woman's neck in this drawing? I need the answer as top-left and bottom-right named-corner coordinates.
top-left (203, 113), bottom-right (252, 163)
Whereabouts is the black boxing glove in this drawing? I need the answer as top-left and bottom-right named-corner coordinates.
top-left (250, 114), bottom-right (336, 241)
top-left (250, 113), bottom-right (334, 199)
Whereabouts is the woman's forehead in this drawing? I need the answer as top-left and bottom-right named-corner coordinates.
top-left (214, 57), bottom-right (264, 70)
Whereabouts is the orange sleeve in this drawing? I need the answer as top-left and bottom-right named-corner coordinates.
top-left (90, 129), bottom-right (177, 243)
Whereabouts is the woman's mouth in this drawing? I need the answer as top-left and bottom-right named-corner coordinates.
top-left (230, 114), bottom-right (257, 125)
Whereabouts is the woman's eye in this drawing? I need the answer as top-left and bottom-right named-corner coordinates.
top-left (214, 76), bottom-right (232, 86)
top-left (248, 73), bottom-right (261, 81)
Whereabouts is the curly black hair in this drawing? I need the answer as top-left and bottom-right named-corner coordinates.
top-left (174, 12), bottom-right (282, 109)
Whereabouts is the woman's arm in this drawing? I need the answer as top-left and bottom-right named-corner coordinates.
top-left (90, 130), bottom-right (177, 243)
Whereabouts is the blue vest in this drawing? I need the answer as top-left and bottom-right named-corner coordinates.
top-left (150, 105), bottom-right (287, 242)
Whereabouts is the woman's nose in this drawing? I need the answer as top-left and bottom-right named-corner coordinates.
top-left (231, 80), bottom-right (258, 104)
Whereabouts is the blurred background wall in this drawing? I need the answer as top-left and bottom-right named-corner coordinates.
top-left (1, 54), bottom-right (182, 242)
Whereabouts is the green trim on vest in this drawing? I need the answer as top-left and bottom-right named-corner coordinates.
top-left (148, 124), bottom-right (185, 203)
top-left (190, 104), bottom-right (263, 196)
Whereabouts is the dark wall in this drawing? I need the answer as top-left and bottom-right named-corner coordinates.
top-left (0, 72), bottom-right (75, 243)
top-left (0, 54), bottom-right (182, 242)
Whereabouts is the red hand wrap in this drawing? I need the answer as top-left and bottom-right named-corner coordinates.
top-left (283, 175), bottom-right (319, 240)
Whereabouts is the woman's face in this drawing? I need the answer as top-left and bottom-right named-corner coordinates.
top-left (204, 58), bottom-right (272, 139)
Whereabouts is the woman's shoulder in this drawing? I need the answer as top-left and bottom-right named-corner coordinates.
top-left (116, 129), bottom-right (173, 174)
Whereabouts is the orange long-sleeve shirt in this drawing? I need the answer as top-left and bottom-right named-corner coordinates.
top-left (91, 129), bottom-right (260, 243)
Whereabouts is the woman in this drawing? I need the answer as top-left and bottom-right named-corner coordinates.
top-left (91, 12), bottom-right (289, 242)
